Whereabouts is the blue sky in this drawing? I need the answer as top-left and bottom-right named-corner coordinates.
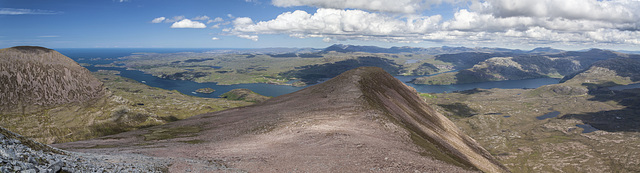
top-left (1, 0), bottom-right (639, 50)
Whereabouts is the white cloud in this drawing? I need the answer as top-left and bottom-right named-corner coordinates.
top-left (164, 16), bottom-right (186, 23)
top-left (207, 17), bottom-right (224, 24)
top-left (474, 0), bottom-right (639, 23)
top-left (231, 9), bottom-right (441, 41)
top-left (224, 0), bottom-right (640, 47)
top-left (271, 0), bottom-right (448, 13)
top-left (170, 19), bottom-right (206, 28)
top-left (233, 17), bottom-right (254, 28)
top-left (192, 15), bottom-right (210, 21)
top-left (211, 37), bottom-right (220, 40)
top-left (237, 34), bottom-right (259, 41)
top-left (227, 14), bottom-right (235, 18)
top-left (151, 17), bottom-right (166, 23)
top-left (0, 8), bottom-right (61, 15)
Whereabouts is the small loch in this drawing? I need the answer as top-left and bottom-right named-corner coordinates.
top-left (576, 124), bottom-right (598, 133)
top-left (536, 111), bottom-right (561, 120)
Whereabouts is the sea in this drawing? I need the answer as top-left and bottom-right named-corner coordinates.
top-left (56, 48), bottom-right (561, 98)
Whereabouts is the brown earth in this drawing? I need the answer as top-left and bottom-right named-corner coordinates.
top-left (0, 46), bottom-right (105, 114)
top-left (54, 67), bottom-right (508, 172)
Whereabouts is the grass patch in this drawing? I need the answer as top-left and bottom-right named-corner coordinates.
top-left (419, 93), bottom-right (437, 99)
top-left (142, 126), bottom-right (202, 141)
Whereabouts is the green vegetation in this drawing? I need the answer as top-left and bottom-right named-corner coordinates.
top-left (195, 88), bottom-right (215, 94)
top-left (0, 70), bottom-right (252, 144)
top-left (220, 88), bottom-right (271, 103)
top-left (142, 126), bottom-right (202, 141)
top-left (420, 87), bottom-right (640, 172)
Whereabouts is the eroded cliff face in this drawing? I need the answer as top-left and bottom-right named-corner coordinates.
top-left (0, 46), bottom-right (105, 114)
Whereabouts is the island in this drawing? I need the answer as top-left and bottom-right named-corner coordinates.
top-left (195, 88), bottom-right (215, 94)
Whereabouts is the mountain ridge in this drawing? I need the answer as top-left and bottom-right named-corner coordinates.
top-left (55, 67), bottom-right (508, 172)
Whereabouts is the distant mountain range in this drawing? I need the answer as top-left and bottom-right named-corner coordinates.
top-left (412, 49), bottom-right (640, 85)
top-left (321, 44), bottom-right (567, 55)
top-left (201, 44), bottom-right (640, 56)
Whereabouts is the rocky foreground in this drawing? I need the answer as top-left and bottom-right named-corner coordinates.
top-left (0, 127), bottom-right (243, 172)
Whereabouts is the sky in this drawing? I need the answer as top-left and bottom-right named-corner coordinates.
top-left (1, 0), bottom-right (639, 50)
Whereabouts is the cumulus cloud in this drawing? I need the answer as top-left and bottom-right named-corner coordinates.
top-left (211, 37), bottom-right (220, 40)
top-left (164, 16), bottom-right (186, 23)
top-left (207, 17), bottom-right (224, 24)
top-left (170, 19), bottom-right (206, 28)
top-left (0, 8), bottom-right (61, 15)
top-left (271, 0), bottom-right (448, 13)
top-left (237, 34), bottom-right (259, 41)
top-left (473, 0), bottom-right (639, 23)
top-left (151, 17), bottom-right (166, 23)
top-left (192, 15), bottom-right (210, 21)
top-left (233, 17), bottom-right (255, 28)
top-left (231, 9), bottom-right (441, 41)
top-left (226, 0), bottom-right (640, 47)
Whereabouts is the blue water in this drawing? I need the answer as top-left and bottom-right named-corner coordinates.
top-left (58, 48), bottom-right (561, 98)
top-left (536, 111), bottom-right (561, 120)
top-left (576, 124), bottom-right (598, 133)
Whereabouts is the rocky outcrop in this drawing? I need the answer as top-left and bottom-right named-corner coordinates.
top-left (0, 46), bottom-right (105, 114)
top-left (0, 126), bottom-right (171, 172)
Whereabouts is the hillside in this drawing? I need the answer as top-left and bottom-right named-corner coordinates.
top-left (561, 57), bottom-right (640, 87)
top-left (0, 46), bottom-right (105, 114)
top-left (412, 50), bottom-right (637, 85)
top-left (55, 67), bottom-right (508, 172)
top-left (0, 47), bottom-right (252, 144)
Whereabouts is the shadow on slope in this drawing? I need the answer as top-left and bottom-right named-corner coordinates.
top-left (562, 88), bottom-right (640, 132)
top-left (280, 56), bottom-right (402, 84)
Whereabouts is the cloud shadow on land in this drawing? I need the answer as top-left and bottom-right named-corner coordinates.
top-left (561, 87), bottom-right (640, 132)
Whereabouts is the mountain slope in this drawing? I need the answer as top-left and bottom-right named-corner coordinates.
top-left (561, 57), bottom-right (640, 86)
top-left (0, 46), bottom-right (105, 114)
top-left (413, 50), bottom-right (636, 85)
top-left (56, 67), bottom-right (508, 172)
top-left (0, 47), bottom-right (252, 144)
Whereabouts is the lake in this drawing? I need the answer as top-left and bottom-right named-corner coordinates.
top-left (58, 48), bottom-right (561, 98)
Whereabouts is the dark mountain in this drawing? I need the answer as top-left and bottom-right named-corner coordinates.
top-left (561, 57), bottom-right (640, 85)
top-left (413, 49), bottom-right (636, 85)
top-left (321, 44), bottom-right (526, 55)
top-left (0, 46), bottom-right (105, 114)
top-left (280, 56), bottom-right (403, 84)
top-left (55, 67), bottom-right (509, 172)
top-left (528, 47), bottom-right (565, 54)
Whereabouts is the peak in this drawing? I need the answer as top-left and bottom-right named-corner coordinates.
top-left (0, 47), bottom-right (105, 114)
top-left (8, 46), bottom-right (55, 53)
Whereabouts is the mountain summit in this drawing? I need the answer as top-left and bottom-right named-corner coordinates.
top-left (0, 46), bottom-right (105, 114)
top-left (56, 67), bottom-right (508, 172)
